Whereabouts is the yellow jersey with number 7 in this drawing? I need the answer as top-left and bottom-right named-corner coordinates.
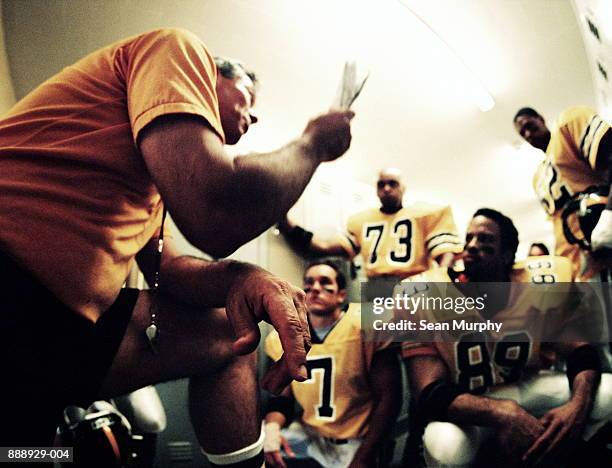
top-left (265, 304), bottom-right (393, 439)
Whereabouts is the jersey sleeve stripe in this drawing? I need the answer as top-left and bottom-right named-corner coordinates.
top-left (578, 115), bottom-right (597, 159)
top-left (580, 115), bottom-right (608, 169)
top-left (584, 118), bottom-right (604, 161)
top-left (427, 239), bottom-right (463, 253)
top-left (425, 232), bottom-right (460, 244)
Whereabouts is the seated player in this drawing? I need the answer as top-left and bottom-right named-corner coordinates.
top-left (263, 261), bottom-right (401, 467)
top-left (400, 208), bottom-right (612, 467)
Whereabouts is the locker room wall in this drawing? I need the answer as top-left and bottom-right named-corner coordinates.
top-left (573, 0), bottom-right (612, 120)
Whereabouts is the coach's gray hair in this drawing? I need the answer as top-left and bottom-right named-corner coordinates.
top-left (214, 56), bottom-right (258, 87)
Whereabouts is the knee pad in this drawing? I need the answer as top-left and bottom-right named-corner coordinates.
top-left (591, 373), bottom-right (612, 421)
top-left (423, 422), bottom-right (481, 467)
top-left (113, 386), bottom-right (167, 433)
top-left (597, 345), bottom-right (612, 373)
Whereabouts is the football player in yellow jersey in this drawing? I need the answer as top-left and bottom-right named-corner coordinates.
top-left (279, 168), bottom-right (462, 281)
top-left (263, 261), bottom-right (401, 468)
top-left (513, 106), bottom-right (612, 281)
top-left (401, 208), bottom-right (612, 467)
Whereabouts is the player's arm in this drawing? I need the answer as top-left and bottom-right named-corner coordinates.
top-left (424, 206), bottom-right (463, 263)
top-left (263, 385), bottom-right (296, 468)
top-left (406, 353), bottom-right (526, 426)
top-left (523, 342), bottom-right (601, 465)
top-left (349, 348), bottom-right (402, 467)
top-left (139, 111), bottom-right (353, 259)
top-left (277, 215), bottom-right (358, 257)
top-left (405, 352), bottom-right (544, 459)
top-left (578, 119), bottom-right (612, 250)
top-left (136, 234), bottom-right (310, 393)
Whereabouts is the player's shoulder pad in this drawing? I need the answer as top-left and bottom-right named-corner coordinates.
top-left (349, 207), bottom-right (381, 222)
top-left (395, 267), bottom-right (451, 299)
top-left (401, 266), bottom-right (451, 284)
top-left (556, 106), bottom-right (597, 127)
top-left (403, 201), bottom-right (446, 217)
top-left (343, 303), bottom-right (363, 326)
top-left (513, 255), bottom-right (572, 282)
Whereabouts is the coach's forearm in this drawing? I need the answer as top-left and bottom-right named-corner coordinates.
top-left (173, 138), bottom-right (322, 258)
top-left (157, 255), bottom-right (257, 308)
top-left (228, 140), bottom-right (320, 229)
top-left (140, 113), bottom-right (351, 259)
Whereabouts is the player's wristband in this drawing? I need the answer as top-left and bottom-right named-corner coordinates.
top-left (566, 344), bottom-right (601, 388)
top-left (263, 421), bottom-right (281, 453)
top-left (282, 225), bottom-right (313, 252)
top-left (265, 395), bottom-right (295, 423)
top-left (418, 380), bottom-right (463, 421)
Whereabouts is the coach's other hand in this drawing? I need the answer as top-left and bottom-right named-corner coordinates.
top-left (225, 265), bottom-right (311, 393)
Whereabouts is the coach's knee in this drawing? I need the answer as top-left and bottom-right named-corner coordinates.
top-left (194, 344), bottom-right (258, 387)
top-left (183, 307), bottom-right (252, 376)
top-left (423, 422), bottom-right (480, 467)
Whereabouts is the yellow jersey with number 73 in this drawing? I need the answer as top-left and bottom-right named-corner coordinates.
top-left (344, 203), bottom-right (462, 279)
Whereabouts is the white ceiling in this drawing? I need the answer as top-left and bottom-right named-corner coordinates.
top-left (2, 0), bottom-right (601, 255)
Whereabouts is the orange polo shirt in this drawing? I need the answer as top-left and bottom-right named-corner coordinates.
top-left (0, 28), bottom-right (224, 321)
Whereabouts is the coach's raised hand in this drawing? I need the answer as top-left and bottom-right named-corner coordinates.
top-left (301, 109), bottom-right (355, 162)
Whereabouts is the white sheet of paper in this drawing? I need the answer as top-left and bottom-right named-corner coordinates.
top-left (333, 61), bottom-right (369, 109)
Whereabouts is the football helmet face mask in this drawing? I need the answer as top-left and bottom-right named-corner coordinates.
top-left (562, 187), bottom-right (609, 251)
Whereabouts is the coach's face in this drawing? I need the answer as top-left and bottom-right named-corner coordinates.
top-left (303, 264), bottom-right (346, 316)
top-left (514, 114), bottom-right (550, 152)
top-left (463, 215), bottom-right (504, 279)
top-left (216, 72), bottom-right (258, 145)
